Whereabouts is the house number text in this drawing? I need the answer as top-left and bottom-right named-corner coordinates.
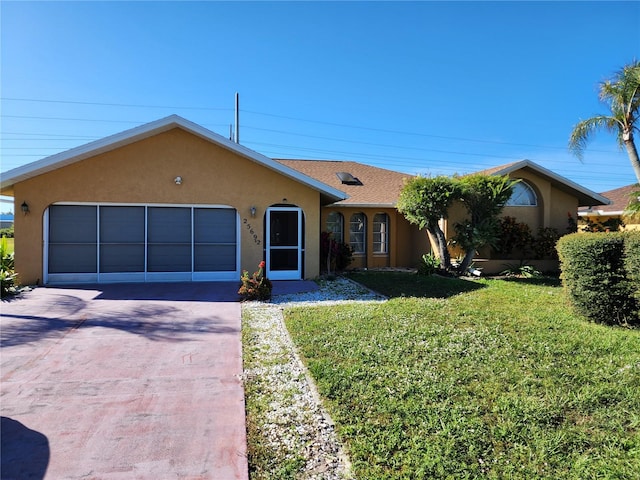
top-left (243, 218), bottom-right (261, 245)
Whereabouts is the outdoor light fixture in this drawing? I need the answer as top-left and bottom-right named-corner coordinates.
top-left (174, 176), bottom-right (182, 185)
top-left (250, 206), bottom-right (257, 217)
top-left (21, 201), bottom-right (29, 215)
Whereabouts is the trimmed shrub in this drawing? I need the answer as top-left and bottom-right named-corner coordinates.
top-left (624, 231), bottom-right (640, 306)
top-left (557, 233), bottom-right (639, 326)
top-left (0, 225), bottom-right (14, 238)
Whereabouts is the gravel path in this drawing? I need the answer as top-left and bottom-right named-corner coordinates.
top-left (242, 277), bottom-right (385, 479)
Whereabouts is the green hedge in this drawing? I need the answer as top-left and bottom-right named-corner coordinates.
top-left (557, 232), bottom-right (639, 326)
top-left (625, 232), bottom-right (640, 306)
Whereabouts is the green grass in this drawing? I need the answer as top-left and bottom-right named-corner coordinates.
top-left (285, 273), bottom-right (640, 479)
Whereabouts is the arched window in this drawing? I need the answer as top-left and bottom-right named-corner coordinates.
top-left (349, 213), bottom-right (366, 255)
top-left (326, 212), bottom-right (344, 243)
top-left (506, 181), bottom-right (537, 206)
top-left (373, 213), bottom-right (389, 254)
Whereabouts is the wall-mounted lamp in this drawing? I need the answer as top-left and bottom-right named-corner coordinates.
top-left (21, 201), bottom-right (29, 215)
top-left (250, 206), bottom-right (257, 217)
top-left (174, 176), bottom-right (183, 185)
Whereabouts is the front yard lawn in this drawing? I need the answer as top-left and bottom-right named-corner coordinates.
top-left (285, 273), bottom-right (640, 479)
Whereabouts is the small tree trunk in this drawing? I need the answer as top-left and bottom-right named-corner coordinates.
top-left (458, 249), bottom-right (475, 275)
top-left (623, 136), bottom-right (640, 185)
top-left (426, 226), bottom-right (451, 270)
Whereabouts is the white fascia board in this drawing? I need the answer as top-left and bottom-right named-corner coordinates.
top-left (492, 159), bottom-right (611, 206)
top-left (0, 114), bottom-right (347, 202)
top-left (578, 210), bottom-right (625, 217)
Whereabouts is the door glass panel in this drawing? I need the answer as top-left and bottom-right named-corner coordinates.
top-left (270, 211), bottom-right (298, 247)
top-left (270, 249), bottom-right (298, 271)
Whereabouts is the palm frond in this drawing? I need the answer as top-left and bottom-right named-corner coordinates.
top-left (569, 115), bottom-right (620, 159)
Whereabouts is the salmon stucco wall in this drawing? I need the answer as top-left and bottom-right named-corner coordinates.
top-left (11, 128), bottom-right (323, 284)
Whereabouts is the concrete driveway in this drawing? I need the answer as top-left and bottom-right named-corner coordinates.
top-left (1, 283), bottom-right (248, 480)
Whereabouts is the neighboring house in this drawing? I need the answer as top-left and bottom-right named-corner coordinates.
top-left (0, 115), bottom-right (609, 285)
top-left (578, 184), bottom-right (640, 231)
top-left (0, 213), bottom-right (14, 230)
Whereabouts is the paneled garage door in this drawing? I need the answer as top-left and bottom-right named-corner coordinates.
top-left (45, 204), bottom-right (239, 284)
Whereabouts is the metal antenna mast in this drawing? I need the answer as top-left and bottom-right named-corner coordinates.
top-left (234, 92), bottom-right (240, 144)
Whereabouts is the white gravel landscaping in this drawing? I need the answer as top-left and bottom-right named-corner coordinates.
top-left (242, 277), bottom-right (385, 479)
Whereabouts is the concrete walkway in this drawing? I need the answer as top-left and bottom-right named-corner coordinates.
top-left (1, 283), bottom-right (248, 479)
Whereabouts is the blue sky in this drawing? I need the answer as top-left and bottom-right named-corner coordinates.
top-left (1, 1), bottom-right (639, 211)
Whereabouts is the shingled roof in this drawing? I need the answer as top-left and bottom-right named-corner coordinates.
top-left (276, 160), bottom-right (413, 207)
top-left (579, 184), bottom-right (639, 216)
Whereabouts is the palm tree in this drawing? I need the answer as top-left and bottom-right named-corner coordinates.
top-left (569, 60), bottom-right (640, 184)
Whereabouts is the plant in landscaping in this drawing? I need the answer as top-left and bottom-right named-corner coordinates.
top-left (0, 225), bottom-right (14, 238)
top-left (532, 226), bottom-right (561, 259)
top-left (417, 252), bottom-right (441, 276)
top-left (397, 175), bottom-right (461, 271)
top-left (0, 236), bottom-right (17, 297)
top-left (320, 231), bottom-right (353, 274)
top-left (495, 216), bottom-right (534, 257)
top-left (453, 174), bottom-right (517, 273)
top-left (582, 216), bottom-right (625, 233)
top-left (625, 231), bottom-right (640, 305)
top-left (238, 260), bottom-right (272, 301)
top-left (500, 261), bottom-right (542, 278)
top-left (557, 232), bottom-right (639, 325)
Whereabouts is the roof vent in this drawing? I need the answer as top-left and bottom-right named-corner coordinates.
top-left (336, 172), bottom-right (362, 185)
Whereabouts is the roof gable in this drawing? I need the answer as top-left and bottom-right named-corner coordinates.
top-left (0, 115), bottom-right (347, 202)
top-left (475, 159), bottom-right (610, 207)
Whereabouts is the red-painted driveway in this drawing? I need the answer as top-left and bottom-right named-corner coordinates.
top-left (1, 283), bottom-right (248, 480)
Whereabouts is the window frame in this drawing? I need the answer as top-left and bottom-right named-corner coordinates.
top-left (373, 213), bottom-right (389, 255)
top-left (506, 181), bottom-right (538, 207)
top-left (326, 211), bottom-right (344, 244)
top-left (349, 212), bottom-right (367, 255)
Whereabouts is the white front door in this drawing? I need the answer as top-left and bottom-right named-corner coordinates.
top-left (266, 207), bottom-right (302, 280)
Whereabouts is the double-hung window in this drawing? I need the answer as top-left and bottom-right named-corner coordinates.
top-left (326, 211), bottom-right (344, 243)
top-left (349, 213), bottom-right (366, 255)
top-left (373, 213), bottom-right (389, 254)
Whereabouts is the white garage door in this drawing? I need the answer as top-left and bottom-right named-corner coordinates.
top-left (45, 204), bottom-right (239, 284)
